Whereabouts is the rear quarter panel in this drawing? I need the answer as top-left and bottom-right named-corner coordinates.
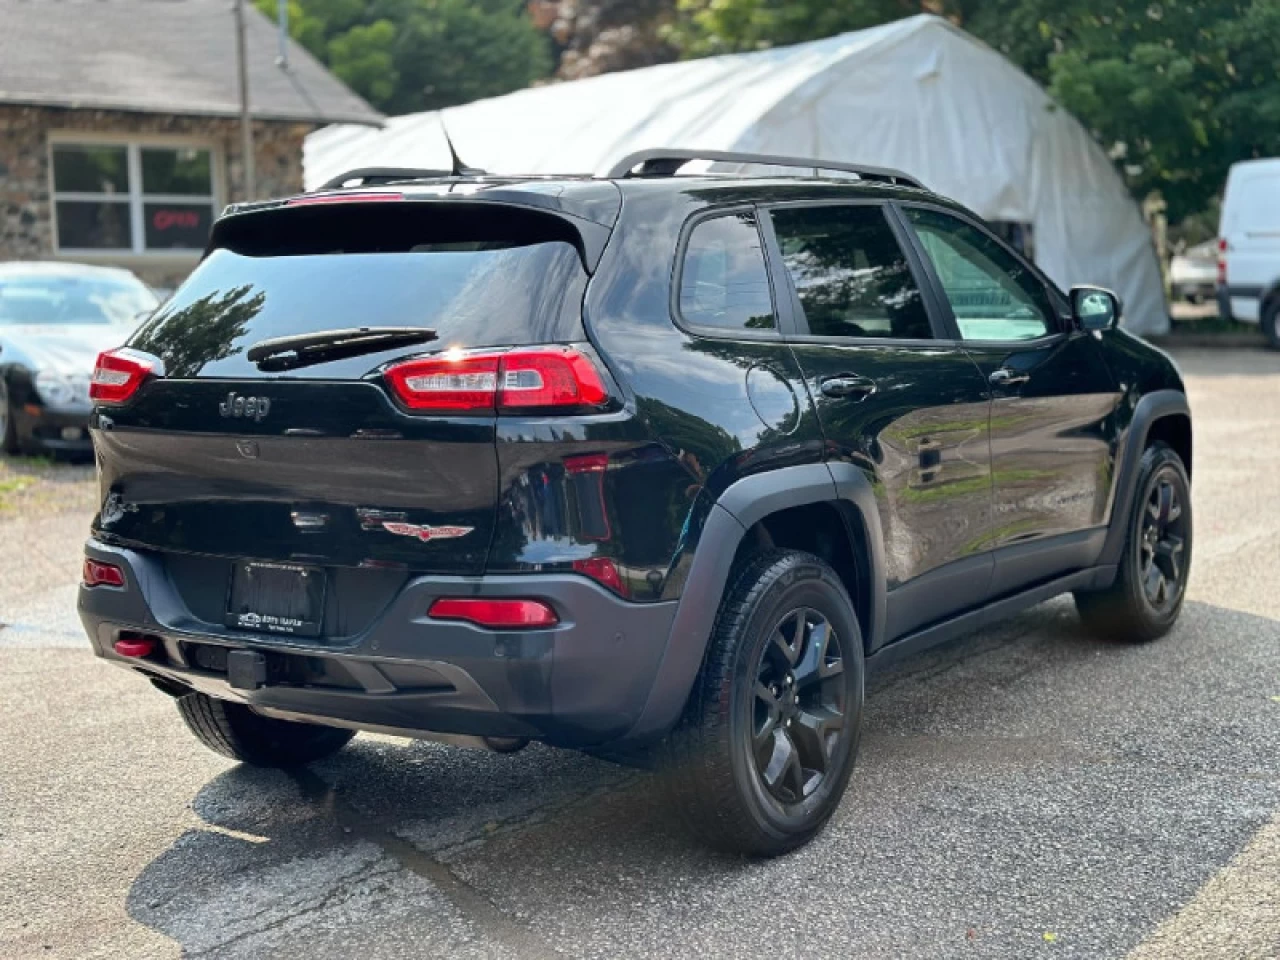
top-left (569, 184), bottom-right (826, 600)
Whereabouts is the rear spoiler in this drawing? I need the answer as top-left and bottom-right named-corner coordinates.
top-left (209, 190), bottom-right (619, 273)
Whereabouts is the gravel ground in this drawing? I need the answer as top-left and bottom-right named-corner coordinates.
top-left (1, 348), bottom-right (1278, 960)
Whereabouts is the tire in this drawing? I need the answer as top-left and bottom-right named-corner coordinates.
top-left (1075, 442), bottom-right (1191, 642)
top-left (0, 381), bottom-right (19, 456)
top-left (176, 692), bottom-right (355, 767)
top-left (663, 550), bottom-right (865, 857)
top-left (1263, 298), bottom-right (1280, 351)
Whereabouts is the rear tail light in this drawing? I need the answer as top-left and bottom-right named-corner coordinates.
top-left (385, 347), bottom-right (609, 413)
top-left (83, 558), bottom-right (126, 588)
top-left (90, 348), bottom-right (161, 405)
top-left (1217, 238), bottom-right (1228, 286)
top-left (428, 597), bottom-right (559, 629)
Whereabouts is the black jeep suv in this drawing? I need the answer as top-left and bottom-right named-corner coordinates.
top-left (79, 150), bottom-right (1192, 856)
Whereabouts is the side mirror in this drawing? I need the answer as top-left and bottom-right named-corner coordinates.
top-left (1070, 285), bottom-right (1121, 332)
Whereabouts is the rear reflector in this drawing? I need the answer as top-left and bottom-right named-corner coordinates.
top-left (572, 557), bottom-right (626, 595)
top-left (385, 347), bottom-right (608, 413)
top-left (83, 558), bottom-right (126, 588)
top-left (90, 348), bottom-right (161, 405)
top-left (286, 192), bottom-right (404, 206)
top-left (428, 597), bottom-right (559, 629)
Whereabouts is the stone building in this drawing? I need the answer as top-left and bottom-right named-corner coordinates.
top-left (0, 0), bottom-right (382, 288)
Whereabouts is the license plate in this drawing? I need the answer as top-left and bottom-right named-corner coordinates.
top-left (226, 561), bottom-right (325, 637)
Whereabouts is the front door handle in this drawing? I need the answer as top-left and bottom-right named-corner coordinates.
top-left (820, 375), bottom-right (877, 399)
top-left (988, 367), bottom-right (1030, 387)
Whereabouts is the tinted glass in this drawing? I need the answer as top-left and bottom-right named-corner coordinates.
top-left (143, 202), bottom-right (215, 249)
top-left (905, 208), bottom-right (1056, 341)
top-left (141, 147), bottom-right (213, 196)
top-left (131, 205), bottom-right (589, 379)
top-left (54, 200), bottom-right (132, 250)
top-left (0, 274), bottom-right (157, 327)
top-left (770, 205), bottom-right (931, 340)
top-left (679, 213), bottom-right (775, 332)
top-left (52, 145), bottom-right (128, 193)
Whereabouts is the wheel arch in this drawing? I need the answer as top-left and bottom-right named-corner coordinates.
top-left (1100, 390), bottom-right (1192, 566)
top-left (623, 462), bottom-right (886, 743)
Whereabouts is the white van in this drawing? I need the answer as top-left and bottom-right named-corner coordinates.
top-left (1217, 158), bottom-right (1280, 347)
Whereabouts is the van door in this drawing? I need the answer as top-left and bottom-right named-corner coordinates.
top-left (1221, 164), bottom-right (1280, 324)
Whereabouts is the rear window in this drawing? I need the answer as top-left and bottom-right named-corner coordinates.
top-left (129, 203), bottom-right (589, 378)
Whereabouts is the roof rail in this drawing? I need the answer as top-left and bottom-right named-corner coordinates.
top-left (606, 149), bottom-right (924, 189)
top-left (317, 167), bottom-right (459, 190)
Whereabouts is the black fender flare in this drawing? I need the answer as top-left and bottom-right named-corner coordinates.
top-left (624, 462), bottom-right (886, 742)
top-left (1099, 389), bottom-right (1191, 566)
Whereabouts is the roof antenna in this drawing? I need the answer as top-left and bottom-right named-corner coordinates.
top-left (440, 118), bottom-right (484, 177)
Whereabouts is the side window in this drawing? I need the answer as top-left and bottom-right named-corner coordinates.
top-left (904, 207), bottom-right (1056, 341)
top-left (768, 205), bottom-right (932, 340)
top-left (678, 212), bottom-right (775, 332)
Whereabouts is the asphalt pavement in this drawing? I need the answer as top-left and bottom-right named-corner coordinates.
top-left (1, 348), bottom-right (1278, 960)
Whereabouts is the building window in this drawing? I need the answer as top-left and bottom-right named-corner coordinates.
top-left (51, 142), bottom-right (217, 253)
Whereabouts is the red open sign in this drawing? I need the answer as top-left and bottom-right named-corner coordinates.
top-left (152, 209), bottom-right (200, 231)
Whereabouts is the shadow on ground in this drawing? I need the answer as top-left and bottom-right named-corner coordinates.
top-left (123, 597), bottom-right (1280, 958)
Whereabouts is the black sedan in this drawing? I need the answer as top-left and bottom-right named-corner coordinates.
top-left (0, 262), bottom-right (158, 457)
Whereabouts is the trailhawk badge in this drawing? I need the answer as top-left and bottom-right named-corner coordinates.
top-left (381, 521), bottom-right (475, 543)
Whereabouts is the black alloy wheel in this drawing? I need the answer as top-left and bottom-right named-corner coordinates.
top-left (1075, 442), bottom-right (1191, 642)
top-left (1138, 471), bottom-right (1188, 613)
top-left (664, 550), bottom-right (865, 857)
top-left (751, 607), bottom-right (848, 806)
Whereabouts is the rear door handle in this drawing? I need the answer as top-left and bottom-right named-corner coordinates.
top-left (988, 367), bottom-right (1030, 387)
top-left (820, 375), bottom-right (877, 399)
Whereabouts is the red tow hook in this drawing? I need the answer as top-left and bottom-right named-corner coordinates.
top-left (113, 636), bottom-right (156, 658)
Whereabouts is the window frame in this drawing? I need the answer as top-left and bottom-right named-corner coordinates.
top-left (47, 132), bottom-right (223, 258)
top-left (758, 198), bottom-right (952, 345)
top-left (889, 200), bottom-right (1070, 346)
top-left (670, 204), bottom-right (786, 341)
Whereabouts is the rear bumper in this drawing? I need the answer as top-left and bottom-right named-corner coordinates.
top-left (78, 539), bottom-right (678, 749)
top-left (13, 406), bottom-right (92, 454)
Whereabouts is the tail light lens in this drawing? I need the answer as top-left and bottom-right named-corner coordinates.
top-left (83, 558), bottom-right (126, 588)
top-left (90, 348), bottom-right (161, 405)
top-left (428, 597), bottom-right (559, 628)
top-left (1217, 237), bottom-right (1228, 286)
top-left (385, 347), bottom-right (609, 414)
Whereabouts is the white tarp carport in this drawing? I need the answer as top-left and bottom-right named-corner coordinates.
top-left (305, 14), bottom-right (1168, 334)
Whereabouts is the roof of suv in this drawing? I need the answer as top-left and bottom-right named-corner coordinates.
top-left (224, 150), bottom-right (945, 228)
top-left (223, 173), bottom-right (944, 230)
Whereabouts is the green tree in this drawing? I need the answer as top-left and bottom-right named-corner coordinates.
top-left (970, 0), bottom-right (1280, 222)
top-left (259, 0), bottom-right (553, 113)
top-left (665, 0), bottom-right (948, 56)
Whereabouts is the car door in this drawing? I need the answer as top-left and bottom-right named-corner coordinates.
top-left (895, 203), bottom-right (1121, 597)
top-left (761, 201), bottom-right (996, 648)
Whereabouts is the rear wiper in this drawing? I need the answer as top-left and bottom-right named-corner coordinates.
top-left (247, 327), bottom-right (437, 372)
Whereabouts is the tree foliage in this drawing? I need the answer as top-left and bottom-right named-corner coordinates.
top-left (666, 0), bottom-right (1280, 221)
top-left (259, 0), bottom-right (553, 114)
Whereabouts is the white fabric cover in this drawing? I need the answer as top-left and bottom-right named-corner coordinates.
top-left (305, 15), bottom-right (1167, 334)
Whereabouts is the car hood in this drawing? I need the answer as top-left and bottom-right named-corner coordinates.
top-left (0, 324), bottom-right (129, 374)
